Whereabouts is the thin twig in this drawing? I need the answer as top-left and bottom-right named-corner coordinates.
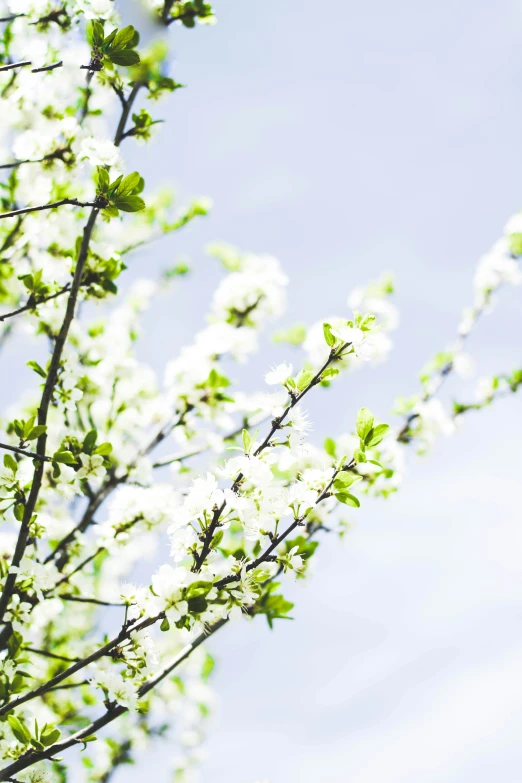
top-left (59, 594), bottom-right (126, 608)
top-left (192, 342), bottom-right (349, 572)
top-left (0, 442), bottom-right (51, 462)
top-left (0, 60), bottom-right (31, 72)
top-left (0, 618), bottom-right (226, 781)
top-left (0, 285), bottom-right (71, 322)
top-left (24, 647), bottom-right (80, 664)
top-left (0, 198), bottom-right (96, 220)
top-left (31, 60), bottom-right (62, 73)
top-left (0, 612), bottom-right (161, 719)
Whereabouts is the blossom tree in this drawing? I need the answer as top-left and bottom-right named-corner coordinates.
top-left (0, 1), bottom-right (520, 781)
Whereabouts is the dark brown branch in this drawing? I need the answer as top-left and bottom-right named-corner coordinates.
top-left (0, 198), bottom-right (97, 220)
top-left (0, 612), bottom-right (161, 719)
top-left (0, 61), bottom-right (31, 72)
top-left (24, 647), bottom-right (80, 664)
top-left (47, 680), bottom-right (89, 692)
top-left (0, 208), bottom-right (98, 628)
top-left (0, 442), bottom-right (52, 462)
top-left (114, 82), bottom-right (144, 146)
top-left (0, 618), bottom-right (227, 781)
top-left (0, 285), bottom-right (71, 322)
top-left (51, 547), bottom-right (104, 589)
top-left (0, 59), bottom-right (145, 637)
top-left (31, 60), bottom-right (63, 73)
top-left (59, 594), bottom-right (125, 608)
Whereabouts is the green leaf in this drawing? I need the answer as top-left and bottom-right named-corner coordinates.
top-left (96, 166), bottom-right (109, 192)
top-left (7, 631), bottom-right (22, 658)
top-left (336, 492), bottom-right (360, 508)
top-left (185, 580), bottom-right (213, 598)
top-left (53, 450), bottom-right (76, 465)
top-left (111, 25), bottom-right (137, 51)
top-left (3, 453), bottom-right (17, 473)
top-left (13, 503), bottom-right (25, 522)
top-left (356, 407), bottom-right (374, 440)
top-left (40, 727), bottom-right (61, 747)
top-left (83, 429), bottom-right (97, 455)
top-left (242, 428), bottom-right (251, 453)
top-left (333, 473), bottom-right (362, 490)
top-left (93, 442), bottom-right (112, 456)
top-left (201, 653), bottom-right (214, 681)
top-left (324, 437), bottom-right (336, 457)
top-left (26, 425), bottom-right (46, 441)
top-left (160, 617), bottom-right (170, 632)
top-left (102, 28), bottom-right (117, 49)
top-left (365, 423), bottom-right (390, 448)
top-left (103, 205), bottom-right (119, 218)
top-left (27, 360), bottom-right (47, 379)
top-left (323, 322), bottom-right (336, 347)
top-left (91, 20), bottom-right (104, 47)
top-left (295, 369), bottom-right (314, 391)
top-left (187, 596), bottom-right (208, 614)
top-left (108, 50), bottom-right (140, 66)
top-left (321, 367), bottom-right (339, 380)
top-left (8, 715), bottom-right (31, 744)
top-left (210, 530), bottom-right (223, 549)
top-left (112, 196), bottom-right (145, 213)
top-left (116, 171), bottom-right (141, 197)
top-left (108, 174), bottom-right (123, 192)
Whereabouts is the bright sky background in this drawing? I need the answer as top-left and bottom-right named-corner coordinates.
top-left (5, 0), bottom-right (522, 780)
top-left (121, 2), bottom-right (522, 780)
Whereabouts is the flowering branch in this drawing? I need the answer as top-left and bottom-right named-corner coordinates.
top-left (193, 342), bottom-right (350, 573)
top-left (0, 285), bottom-right (71, 322)
top-left (0, 618), bottom-right (227, 782)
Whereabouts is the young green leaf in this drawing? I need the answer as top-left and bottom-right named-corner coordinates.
top-left (365, 423), bottom-right (390, 448)
top-left (242, 428), bottom-right (251, 453)
top-left (112, 196), bottom-right (145, 213)
top-left (93, 442), bottom-right (112, 456)
top-left (108, 50), bottom-right (140, 66)
top-left (116, 171), bottom-right (141, 197)
top-left (323, 322), bottom-right (336, 347)
top-left (356, 407), bottom-right (374, 440)
top-left (83, 429), bottom-right (97, 454)
top-left (52, 450), bottom-right (77, 465)
top-left (27, 360), bottom-right (47, 379)
top-left (4, 453), bottom-right (17, 473)
top-left (335, 492), bottom-right (360, 508)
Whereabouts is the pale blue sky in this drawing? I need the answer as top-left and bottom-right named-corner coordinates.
top-left (119, 1), bottom-right (522, 780)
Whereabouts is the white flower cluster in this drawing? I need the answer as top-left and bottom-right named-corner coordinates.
top-left (302, 274), bottom-right (398, 366)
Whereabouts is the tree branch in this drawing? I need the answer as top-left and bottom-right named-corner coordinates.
top-left (215, 463), bottom-right (350, 589)
top-left (31, 60), bottom-right (62, 73)
top-left (0, 61), bottom-right (31, 73)
top-left (192, 343), bottom-right (349, 572)
top-left (0, 618), bottom-right (227, 781)
top-left (0, 285), bottom-right (71, 322)
top-left (0, 612), bottom-right (162, 719)
top-left (0, 207), bottom-right (98, 628)
top-left (0, 442), bottom-right (52, 462)
top-left (0, 198), bottom-right (97, 221)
